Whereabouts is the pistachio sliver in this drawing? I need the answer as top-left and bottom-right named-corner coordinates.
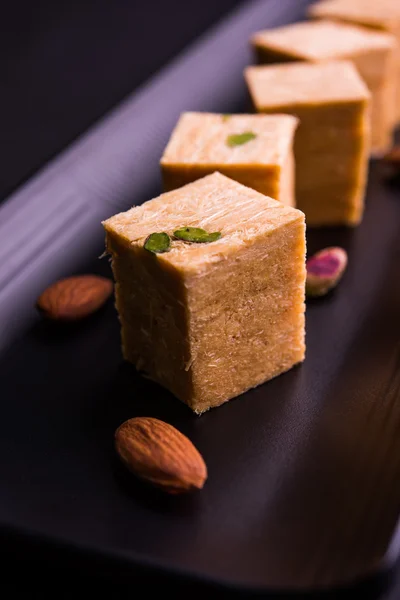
top-left (173, 227), bottom-right (221, 243)
top-left (144, 232), bottom-right (171, 254)
top-left (306, 247), bottom-right (348, 298)
top-left (226, 131), bottom-right (256, 147)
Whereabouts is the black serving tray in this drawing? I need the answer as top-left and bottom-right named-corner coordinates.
top-left (1, 158), bottom-right (400, 596)
top-left (1, 0), bottom-right (400, 596)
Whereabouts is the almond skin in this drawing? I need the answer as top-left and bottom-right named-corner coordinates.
top-left (115, 417), bottom-right (207, 494)
top-left (37, 275), bottom-right (113, 321)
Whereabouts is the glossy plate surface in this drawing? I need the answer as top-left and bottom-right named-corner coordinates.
top-left (0, 160), bottom-right (399, 592)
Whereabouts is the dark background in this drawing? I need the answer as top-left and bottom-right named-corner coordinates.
top-left (0, 0), bottom-right (241, 204)
top-left (1, 1), bottom-right (400, 598)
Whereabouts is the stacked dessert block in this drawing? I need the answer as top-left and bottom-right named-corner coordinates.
top-left (245, 61), bottom-right (370, 226)
top-left (308, 0), bottom-right (400, 125)
top-left (250, 19), bottom-right (396, 155)
top-left (161, 112), bottom-right (298, 206)
top-left (103, 0), bottom-right (399, 412)
top-left (104, 173), bottom-right (306, 413)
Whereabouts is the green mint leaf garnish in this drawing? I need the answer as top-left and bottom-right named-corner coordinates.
top-left (221, 114), bottom-right (231, 121)
top-left (226, 131), bottom-right (256, 147)
top-left (144, 232), bottom-right (171, 254)
top-left (173, 227), bottom-right (221, 243)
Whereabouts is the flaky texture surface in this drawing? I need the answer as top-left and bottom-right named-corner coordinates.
top-left (246, 62), bottom-right (371, 226)
top-left (251, 19), bottom-right (394, 62)
top-left (161, 112), bottom-right (298, 205)
top-left (184, 215), bottom-right (306, 413)
top-left (104, 172), bottom-right (302, 271)
top-left (309, 0), bottom-right (400, 27)
top-left (103, 173), bottom-right (306, 413)
top-left (308, 0), bottom-right (400, 124)
top-left (161, 112), bottom-right (298, 166)
top-left (249, 22), bottom-right (396, 155)
top-left (245, 61), bottom-right (370, 108)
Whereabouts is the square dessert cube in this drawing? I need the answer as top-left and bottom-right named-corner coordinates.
top-left (161, 112), bottom-right (298, 206)
top-left (308, 0), bottom-right (400, 124)
top-left (245, 60), bottom-right (371, 227)
top-left (250, 19), bottom-right (397, 155)
top-left (103, 172), bottom-right (306, 414)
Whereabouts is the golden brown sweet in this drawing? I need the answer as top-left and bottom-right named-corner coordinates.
top-left (103, 172), bottom-right (306, 414)
top-left (161, 112), bottom-right (298, 205)
top-left (251, 19), bottom-right (396, 155)
top-left (308, 0), bottom-right (400, 124)
top-left (245, 60), bottom-right (371, 227)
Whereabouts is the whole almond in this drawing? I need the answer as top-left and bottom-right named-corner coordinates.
top-left (115, 417), bottom-right (207, 494)
top-left (37, 275), bottom-right (113, 321)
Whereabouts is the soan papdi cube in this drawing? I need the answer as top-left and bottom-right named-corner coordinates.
top-left (103, 172), bottom-right (306, 414)
top-left (245, 61), bottom-right (371, 227)
top-left (161, 112), bottom-right (298, 206)
top-left (250, 19), bottom-right (396, 155)
top-left (308, 0), bottom-right (400, 124)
